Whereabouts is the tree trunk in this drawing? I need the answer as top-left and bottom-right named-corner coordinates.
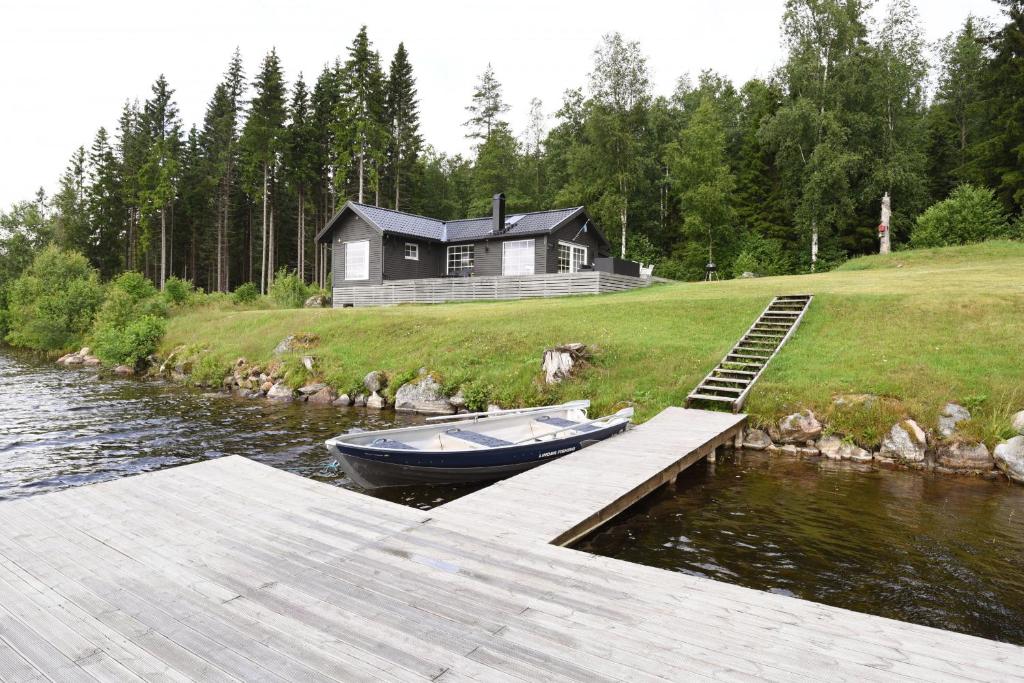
top-left (879, 192), bottom-right (892, 255)
top-left (810, 219), bottom-right (818, 272)
top-left (358, 153), bottom-right (364, 203)
top-left (394, 162), bottom-right (400, 210)
top-left (159, 206), bottom-right (167, 290)
top-left (216, 206), bottom-right (223, 292)
top-left (268, 204), bottom-right (275, 289)
top-left (261, 163), bottom-right (268, 294)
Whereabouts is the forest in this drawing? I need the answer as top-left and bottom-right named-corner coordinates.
top-left (1, 0), bottom-right (1022, 297)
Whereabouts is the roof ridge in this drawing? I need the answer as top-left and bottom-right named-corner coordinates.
top-left (351, 201), bottom-right (445, 224)
top-left (444, 206), bottom-right (583, 224)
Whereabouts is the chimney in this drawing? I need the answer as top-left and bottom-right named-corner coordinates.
top-left (492, 193), bottom-right (506, 233)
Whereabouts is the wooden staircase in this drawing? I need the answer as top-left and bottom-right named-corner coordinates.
top-left (686, 294), bottom-right (813, 412)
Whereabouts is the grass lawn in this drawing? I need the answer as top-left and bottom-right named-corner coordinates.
top-left (163, 241), bottom-right (1024, 448)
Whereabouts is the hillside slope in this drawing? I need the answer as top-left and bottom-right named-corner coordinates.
top-left (163, 241), bottom-right (1024, 446)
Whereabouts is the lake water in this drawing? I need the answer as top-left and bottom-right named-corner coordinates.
top-left (577, 450), bottom-right (1024, 645)
top-left (0, 350), bottom-right (482, 509)
top-left (3, 350), bottom-right (1023, 645)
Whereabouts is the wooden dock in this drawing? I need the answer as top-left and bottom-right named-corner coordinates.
top-left (1, 411), bottom-right (1022, 681)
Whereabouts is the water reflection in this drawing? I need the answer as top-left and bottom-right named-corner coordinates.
top-left (577, 450), bottom-right (1024, 645)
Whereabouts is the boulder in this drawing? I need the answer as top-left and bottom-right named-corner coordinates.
top-left (78, 347), bottom-right (91, 357)
top-left (113, 365), bottom-right (134, 376)
top-left (260, 380), bottom-right (273, 393)
top-left (1012, 410), bottom-right (1024, 436)
top-left (768, 444), bottom-right (799, 457)
top-left (304, 294), bottom-right (330, 308)
top-left (394, 374), bottom-right (455, 414)
top-left (936, 442), bottom-right (993, 472)
top-left (879, 419), bottom-right (927, 463)
top-left (307, 387), bottom-right (337, 404)
top-left (817, 435), bottom-right (872, 462)
top-left (298, 382), bottom-right (328, 396)
top-left (541, 343), bottom-right (589, 384)
top-left (353, 393), bottom-right (367, 407)
top-left (266, 382), bottom-right (295, 401)
top-left (301, 356), bottom-right (317, 372)
top-left (739, 271), bottom-right (757, 279)
top-left (273, 333), bottom-right (319, 355)
top-left (63, 354), bottom-right (84, 365)
top-left (449, 390), bottom-right (467, 409)
top-left (333, 393), bottom-right (352, 407)
top-left (366, 391), bottom-right (386, 409)
top-left (742, 428), bottom-right (773, 451)
top-left (777, 411), bottom-right (822, 444)
top-left (994, 436), bottom-right (1024, 484)
top-left (363, 370), bottom-right (386, 394)
top-left (83, 356), bottom-right (101, 366)
top-left (938, 403), bottom-right (971, 438)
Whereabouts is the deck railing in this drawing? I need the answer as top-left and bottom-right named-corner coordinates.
top-left (332, 271), bottom-right (649, 307)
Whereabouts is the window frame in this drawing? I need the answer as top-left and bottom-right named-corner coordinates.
top-left (446, 244), bottom-right (475, 275)
top-left (558, 241), bottom-right (588, 273)
top-left (404, 242), bottom-right (419, 261)
top-left (501, 238), bottom-right (536, 276)
top-left (344, 239), bottom-right (370, 281)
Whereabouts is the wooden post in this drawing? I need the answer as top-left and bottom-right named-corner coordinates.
top-left (879, 192), bottom-right (891, 254)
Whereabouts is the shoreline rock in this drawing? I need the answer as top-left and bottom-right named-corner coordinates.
top-left (879, 420), bottom-right (927, 464)
top-left (994, 437), bottom-right (1024, 484)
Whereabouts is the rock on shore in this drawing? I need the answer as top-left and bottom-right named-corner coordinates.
top-left (394, 373), bottom-right (454, 414)
top-left (879, 420), bottom-right (927, 463)
top-left (994, 436), bottom-right (1024, 484)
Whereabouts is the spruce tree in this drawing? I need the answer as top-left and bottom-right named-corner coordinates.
top-left (86, 127), bottom-right (125, 278)
top-left (240, 48), bottom-right (287, 293)
top-left (334, 27), bottom-right (388, 205)
top-left (464, 64), bottom-right (509, 141)
top-left (385, 43), bottom-right (422, 210)
top-left (139, 75), bottom-right (182, 289)
top-left (310, 63), bottom-right (344, 287)
top-left (285, 74), bottom-right (317, 281)
top-left (53, 147), bottom-right (90, 255)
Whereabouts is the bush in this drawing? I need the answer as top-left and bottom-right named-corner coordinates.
top-left (92, 315), bottom-right (166, 367)
top-left (269, 268), bottom-right (311, 309)
top-left (162, 276), bottom-right (194, 305)
top-left (731, 233), bottom-right (794, 277)
top-left (5, 246), bottom-right (104, 351)
top-left (109, 271), bottom-right (158, 301)
top-left (190, 353), bottom-right (229, 387)
top-left (232, 282), bottom-right (259, 305)
top-left (911, 185), bottom-right (1011, 248)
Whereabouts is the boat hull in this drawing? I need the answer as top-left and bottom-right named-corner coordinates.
top-left (327, 421), bottom-right (626, 489)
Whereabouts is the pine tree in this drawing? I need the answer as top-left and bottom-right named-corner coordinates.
top-left (464, 64), bottom-right (509, 141)
top-left (334, 27), bottom-right (388, 206)
top-left (240, 48), bottom-right (287, 293)
top-left (385, 43), bottom-right (422, 210)
top-left (284, 74), bottom-right (317, 281)
top-left (86, 127), bottom-right (125, 278)
top-left (139, 74), bottom-right (182, 289)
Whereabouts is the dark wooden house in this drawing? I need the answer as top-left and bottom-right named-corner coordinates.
top-left (314, 194), bottom-right (646, 306)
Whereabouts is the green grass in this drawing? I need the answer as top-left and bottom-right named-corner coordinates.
top-left (163, 241), bottom-right (1024, 447)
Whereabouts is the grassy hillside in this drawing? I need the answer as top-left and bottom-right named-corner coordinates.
top-left (163, 241), bottom-right (1024, 447)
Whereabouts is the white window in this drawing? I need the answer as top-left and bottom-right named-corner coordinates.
top-left (502, 239), bottom-right (535, 276)
top-left (404, 243), bottom-right (418, 260)
top-left (344, 240), bottom-right (369, 280)
top-left (447, 244), bottom-right (474, 275)
top-left (558, 241), bottom-right (588, 273)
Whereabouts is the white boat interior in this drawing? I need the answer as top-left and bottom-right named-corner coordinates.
top-left (328, 402), bottom-right (632, 452)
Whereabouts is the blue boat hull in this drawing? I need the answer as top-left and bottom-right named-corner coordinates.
top-left (327, 421), bottom-right (627, 489)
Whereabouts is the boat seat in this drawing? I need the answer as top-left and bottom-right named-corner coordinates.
top-left (369, 438), bottom-right (418, 450)
top-left (534, 416), bottom-right (599, 433)
top-left (445, 430), bottom-right (513, 448)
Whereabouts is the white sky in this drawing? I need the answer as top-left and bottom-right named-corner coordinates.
top-left (0, 0), bottom-right (1004, 208)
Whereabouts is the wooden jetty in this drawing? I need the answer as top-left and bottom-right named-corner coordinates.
top-left (687, 294), bottom-right (813, 412)
top-left (1, 410), bottom-right (1022, 681)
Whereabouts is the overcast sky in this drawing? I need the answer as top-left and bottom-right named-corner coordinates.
top-left (0, 0), bottom-right (1005, 208)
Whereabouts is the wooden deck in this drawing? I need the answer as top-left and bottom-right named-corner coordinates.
top-left (1, 413), bottom-right (1022, 681)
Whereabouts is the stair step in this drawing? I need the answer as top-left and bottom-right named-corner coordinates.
top-left (704, 378), bottom-right (750, 387)
top-left (734, 347), bottom-right (771, 356)
top-left (727, 353), bottom-right (768, 361)
top-left (746, 333), bottom-right (784, 339)
top-left (713, 369), bottom-right (757, 376)
top-left (686, 393), bottom-right (736, 403)
top-left (697, 386), bottom-right (743, 395)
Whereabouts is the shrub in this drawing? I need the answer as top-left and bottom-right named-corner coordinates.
top-left (162, 276), bottom-right (194, 305)
top-left (911, 185), bottom-right (1011, 248)
top-left (269, 268), bottom-right (311, 309)
top-left (232, 282), bottom-right (259, 305)
top-left (731, 233), bottom-right (794, 277)
top-left (190, 353), bottom-right (229, 387)
top-left (5, 246), bottom-right (104, 351)
top-left (92, 315), bottom-right (166, 367)
top-left (109, 271), bottom-right (158, 301)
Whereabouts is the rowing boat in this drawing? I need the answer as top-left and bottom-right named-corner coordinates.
top-left (324, 400), bottom-right (632, 489)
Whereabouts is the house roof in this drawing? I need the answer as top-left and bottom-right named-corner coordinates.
top-left (314, 201), bottom-right (608, 247)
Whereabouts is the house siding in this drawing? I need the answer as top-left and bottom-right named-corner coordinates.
top-left (446, 235), bottom-right (550, 277)
top-left (330, 213), bottom-right (383, 287)
top-left (382, 236), bottom-right (445, 280)
top-left (546, 215), bottom-right (605, 273)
